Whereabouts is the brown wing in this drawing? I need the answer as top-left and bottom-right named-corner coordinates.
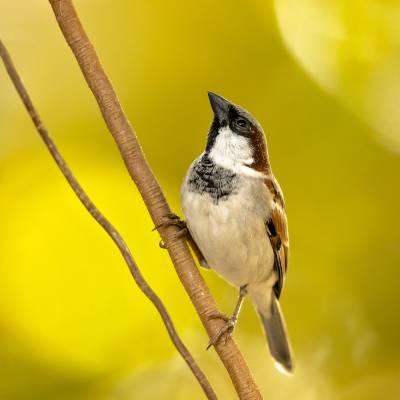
top-left (265, 176), bottom-right (289, 299)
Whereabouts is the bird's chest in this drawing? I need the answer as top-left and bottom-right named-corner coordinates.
top-left (182, 174), bottom-right (275, 287)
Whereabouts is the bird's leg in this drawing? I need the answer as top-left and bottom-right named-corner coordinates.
top-left (206, 285), bottom-right (247, 349)
top-left (152, 213), bottom-right (189, 248)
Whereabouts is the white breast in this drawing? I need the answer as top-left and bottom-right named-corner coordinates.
top-left (181, 171), bottom-right (275, 288)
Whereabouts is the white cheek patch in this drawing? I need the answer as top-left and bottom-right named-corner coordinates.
top-left (209, 127), bottom-right (263, 177)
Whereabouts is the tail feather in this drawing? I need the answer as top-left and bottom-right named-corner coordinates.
top-left (259, 294), bottom-right (294, 374)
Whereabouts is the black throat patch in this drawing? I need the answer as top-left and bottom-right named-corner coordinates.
top-left (188, 154), bottom-right (239, 204)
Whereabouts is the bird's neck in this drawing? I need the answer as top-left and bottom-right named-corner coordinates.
top-left (206, 126), bottom-right (270, 177)
top-left (208, 127), bottom-right (253, 169)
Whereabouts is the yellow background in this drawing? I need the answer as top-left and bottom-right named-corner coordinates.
top-left (1, 1), bottom-right (399, 399)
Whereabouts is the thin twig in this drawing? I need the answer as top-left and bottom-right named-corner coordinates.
top-left (47, 1), bottom-right (262, 399)
top-left (0, 40), bottom-right (217, 400)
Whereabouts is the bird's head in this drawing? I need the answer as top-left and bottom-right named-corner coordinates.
top-left (206, 92), bottom-right (270, 175)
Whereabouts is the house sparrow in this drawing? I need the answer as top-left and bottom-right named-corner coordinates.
top-left (180, 92), bottom-right (294, 374)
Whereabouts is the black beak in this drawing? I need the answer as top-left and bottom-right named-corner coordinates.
top-left (208, 92), bottom-right (230, 123)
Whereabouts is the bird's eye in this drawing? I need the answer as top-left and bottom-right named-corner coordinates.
top-left (236, 118), bottom-right (248, 128)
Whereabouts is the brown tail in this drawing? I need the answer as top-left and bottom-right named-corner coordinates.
top-left (258, 293), bottom-right (294, 374)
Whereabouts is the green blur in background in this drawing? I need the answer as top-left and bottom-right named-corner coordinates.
top-left (1, 1), bottom-right (400, 399)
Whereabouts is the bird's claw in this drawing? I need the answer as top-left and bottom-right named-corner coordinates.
top-left (206, 316), bottom-right (237, 350)
top-left (158, 227), bottom-right (189, 248)
top-left (152, 213), bottom-right (186, 231)
top-left (207, 311), bottom-right (230, 323)
top-left (154, 213), bottom-right (188, 249)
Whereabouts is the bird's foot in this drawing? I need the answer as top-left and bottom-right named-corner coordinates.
top-left (153, 212), bottom-right (186, 231)
top-left (206, 312), bottom-right (238, 350)
top-left (153, 213), bottom-right (188, 249)
top-left (207, 311), bottom-right (230, 323)
top-left (205, 285), bottom-right (247, 349)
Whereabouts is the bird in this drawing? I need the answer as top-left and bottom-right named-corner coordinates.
top-left (180, 92), bottom-right (294, 374)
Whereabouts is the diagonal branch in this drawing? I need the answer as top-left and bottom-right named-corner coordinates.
top-left (0, 40), bottom-right (217, 400)
top-left (47, 1), bottom-right (262, 399)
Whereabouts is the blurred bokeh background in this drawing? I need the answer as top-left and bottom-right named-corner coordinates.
top-left (1, 0), bottom-right (400, 399)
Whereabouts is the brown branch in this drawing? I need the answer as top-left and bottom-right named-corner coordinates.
top-left (0, 40), bottom-right (217, 400)
top-left (47, 1), bottom-right (262, 399)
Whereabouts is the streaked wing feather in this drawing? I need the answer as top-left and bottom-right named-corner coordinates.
top-left (265, 176), bottom-right (289, 298)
